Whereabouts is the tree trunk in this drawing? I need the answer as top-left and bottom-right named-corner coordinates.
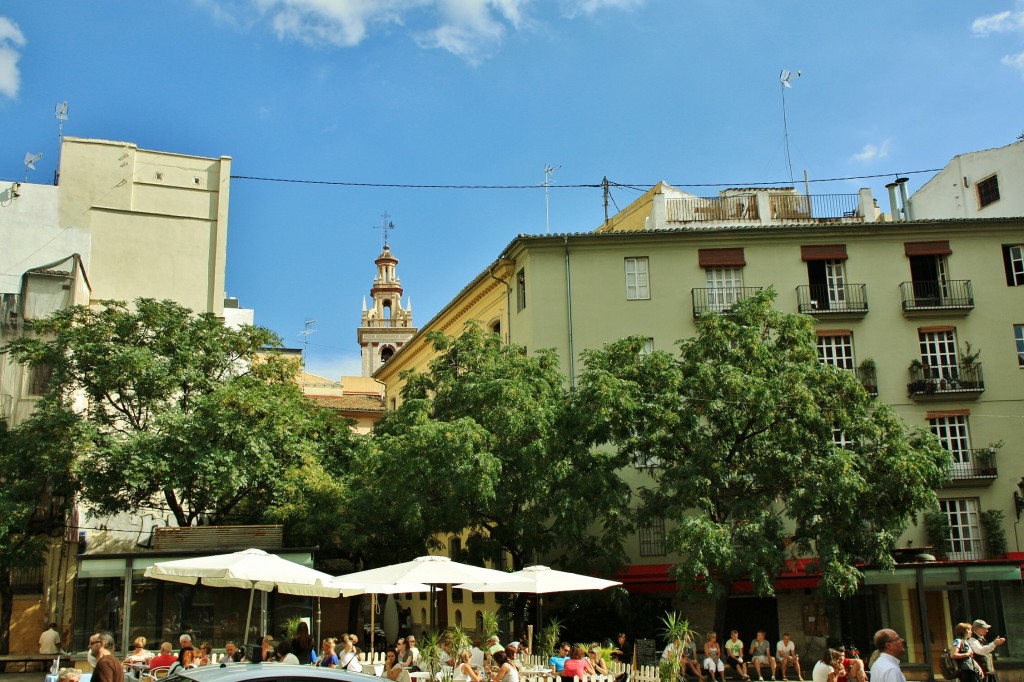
top-left (0, 565), bottom-right (12, 655)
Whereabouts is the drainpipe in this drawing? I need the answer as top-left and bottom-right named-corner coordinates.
top-left (886, 182), bottom-right (900, 222)
top-left (563, 236), bottom-right (575, 390)
top-left (487, 263), bottom-right (512, 344)
top-left (896, 177), bottom-right (913, 221)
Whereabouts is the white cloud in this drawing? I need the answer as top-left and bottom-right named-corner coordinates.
top-left (972, 9), bottom-right (1024, 35)
top-left (0, 16), bottom-right (26, 100)
top-left (851, 139), bottom-right (891, 163)
top-left (561, 0), bottom-right (644, 19)
top-left (197, 0), bottom-right (640, 62)
top-left (1002, 50), bottom-right (1024, 73)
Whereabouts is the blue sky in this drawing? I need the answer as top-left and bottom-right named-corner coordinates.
top-left (2, 1), bottom-right (1023, 378)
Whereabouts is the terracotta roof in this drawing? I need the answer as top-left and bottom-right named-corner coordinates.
top-left (308, 393), bottom-right (386, 413)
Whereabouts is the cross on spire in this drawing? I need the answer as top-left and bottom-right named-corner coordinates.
top-left (375, 211), bottom-right (395, 248)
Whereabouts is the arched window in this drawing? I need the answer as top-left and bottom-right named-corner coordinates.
top-left (455, 610), bottom-right (463, 628)
top-left (383, 299), bottom-right (393, 319)
top-left (488, 318), bottom-right (501, 336)
top-left (420, 608), bottom-right (427, 629)
top-left (381, 346), bottom-right (395, 364)
top-left (475, 611), bottom-right (484, 634)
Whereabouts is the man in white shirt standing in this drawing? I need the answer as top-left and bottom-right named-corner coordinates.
top-left (39, 622), bottom-right (61, 655)
top-left (869, 629), bottom-right (906, 682)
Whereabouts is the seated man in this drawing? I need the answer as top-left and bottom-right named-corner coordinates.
top-left (550, 642), bottom-right (571, 674)
top-left (749, 631), bottom-right (777, 682)
top-left (149, 642), bottom-right (178, 670)
top-left (776, 634), bottom-right (802, 682)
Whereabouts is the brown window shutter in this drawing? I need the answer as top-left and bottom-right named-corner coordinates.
top-left (918, 325), bottom-right (956, 333)
top-left (816, 329), bottom-right (852, 337)
top-left (904, 240), bottom-right (952, 256)
top-left (698, 248), bottom-right (746, 267)
top-left (926, 409), bottom-right (971, 419)
top-left (801, 244), bottom-right (848, 261)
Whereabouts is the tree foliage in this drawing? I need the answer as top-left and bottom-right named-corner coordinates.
top-left (4, 298), bottom-right (355, 530)
top-left (575, 289), bottom-right (949, 600)
top-left (356, 322), bottom-right (633, 574)
top-left (0, 402), bottom-right (85, 653)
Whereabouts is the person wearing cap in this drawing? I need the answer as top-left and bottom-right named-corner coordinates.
top-left (968, 619), bottom-right (1006, 682)
top-left (488, 636), bottom-right (504, 656)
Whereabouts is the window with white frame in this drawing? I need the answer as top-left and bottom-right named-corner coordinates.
top-left (817, 333), bottom-right (854, 370)
top-left (918, 329), bottom-right (959, 380)
top-left (1015, 324), bottom-right (1024, 367)
top-left (929, 415), bottom-right (973, 477)
top-left (705, 266), bottom-right (743, 309)
top-left (939, 498), bottom-right (983, 560)
top-left (1005, 245), bottom-right (1024, 286)
top-left (832, 428), bottom-right (852, 449)
top-left (642, 337), bottom-right (654, 354)
top-left (625, 257), bottom-right (651, 300)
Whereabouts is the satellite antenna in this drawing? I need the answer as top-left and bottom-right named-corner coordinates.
top-left (543, 164), bottom-right (560, 234)
top-left (55, 101), bottom-right (68, 180)
top-left (779, 69), bottom-right (801, 184)
top-left (373, 211), bottom-right (395, 248)
top-left (23, 152), bottom-right (43, 181)
top-left (299, 319), bottom-right (317, 366)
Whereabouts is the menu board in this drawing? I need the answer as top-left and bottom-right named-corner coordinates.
top-left (634, 638), bottom-right (657, 667)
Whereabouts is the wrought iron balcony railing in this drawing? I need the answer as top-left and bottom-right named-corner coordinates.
top-left (796, 284), bottom-right (868, 315)
top-left (900, 280), bottom-right (974, 312)
top-left (691, 287), bottom-right (763, 317)
top-left (907, 362), bottom-right (985, 399)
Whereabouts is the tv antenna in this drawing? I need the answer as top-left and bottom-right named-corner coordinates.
top-left (373, 212), bottom-right (395, 248)
top-left (55, 101), bottom-right (68, 179)
top-left (299, 319), bottom-right (317, 365)
top-left (23, 152), bottom-right (42, 181)
top-left (543, 164), bottom-right (560, 234)
top-left (779, 69), bottom-right (801, 184)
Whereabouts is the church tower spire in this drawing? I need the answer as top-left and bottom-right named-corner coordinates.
top-left (358, 216), bottom-right (417, 376)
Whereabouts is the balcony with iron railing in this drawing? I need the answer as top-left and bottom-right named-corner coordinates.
top-left (691, 287), bottom-right (763, 317)
top-left (666, 193), bottom-right (861, 224)
top-left (796, 284), bottom-right (868, 317)
top-left (853, 365), bottom-right (878, 397)
top-left (945, 449), bottom-right (998, 488)
top-left (899, 280), bottom-right (974, 316)
top-left (907, 362), bottom-right (985, 400)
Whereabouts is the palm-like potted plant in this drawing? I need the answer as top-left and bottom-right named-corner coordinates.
top-left (659, 612), bottom-right (698, 682)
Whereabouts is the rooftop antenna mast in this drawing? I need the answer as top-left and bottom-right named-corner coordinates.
top-left (54, 101), bottom-right (68, 183)
top-left (374, 211), bottom-right (395, 248)
top-left (23, 152), bottom-right (42, 182)
top-left (299, 319), bottom-right (317, 366)
top-left (544, 164), bottom-right (560, 234)
top-left (779, 69), bottom-right (801, 184)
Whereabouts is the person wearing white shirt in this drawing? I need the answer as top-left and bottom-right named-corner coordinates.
top-left (869, 629), bottom-right (906, 682)
top-left (39, 623), bottom-right (61, 655)
top-left (968, 619), bottom-right (1006, 682)
top-left (776, 634), bottom-right (802, 682)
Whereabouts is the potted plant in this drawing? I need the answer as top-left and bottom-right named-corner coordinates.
top-left (659, 612), bottom-right (698, 682)
top-left (538, 616), bottom-right (563, 659)
top-left (858, 358), bottom-right (877, 395)
top-left (418, 630), bottom-right (447, 682)
top-left (981, 510), bottom-right (1007, 557)
top-left (960, 342), bottom-right (981, 367)
top-left (924, 511), bottom-right (951, 560)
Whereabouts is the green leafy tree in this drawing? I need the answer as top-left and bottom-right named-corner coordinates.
top-left (356, 322), bottom-right (632, 576)
top-left (575, 289), bottom-right (949, 624)
top-left (4, 298), bottom-right (354, 529)
top-left (0, 403), bottom-right (84, 654)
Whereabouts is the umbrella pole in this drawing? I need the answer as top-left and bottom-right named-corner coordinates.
top-left (372, 593), bottom-right (380, 659)
top-left (243, 587), bottom-right (255, 650)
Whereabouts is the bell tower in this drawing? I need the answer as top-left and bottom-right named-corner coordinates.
top-left (358, 218), bottom-right (416, 376)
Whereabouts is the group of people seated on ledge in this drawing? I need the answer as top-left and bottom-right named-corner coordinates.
top-left (662, 631), bottom-right (805, 682)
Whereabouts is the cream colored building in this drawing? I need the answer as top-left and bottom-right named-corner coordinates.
top-left (0, 136), bottom-right (234, 655)
top-left (375, 178), bottom-right (1024, 678)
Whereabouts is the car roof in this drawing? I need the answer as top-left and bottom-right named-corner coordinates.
top-left (166, 663), bottom-right (380, 682)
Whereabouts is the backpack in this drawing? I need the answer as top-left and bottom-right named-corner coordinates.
top-left (940, 647), bottom-right (959, 680)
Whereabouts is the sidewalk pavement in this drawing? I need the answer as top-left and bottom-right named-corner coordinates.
top-left (0, 674), bottom-right (47, 682)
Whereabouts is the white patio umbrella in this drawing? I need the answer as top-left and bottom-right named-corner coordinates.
top-left (455, 565), bottom-right (622, 650)
top-left (145, 548), bottom-right (365, 650)
top-left (335, 555), bottom-right (521, 634)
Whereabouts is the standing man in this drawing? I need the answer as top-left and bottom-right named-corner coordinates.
top-left (90, 633), bottom-right (120, 682)
top-left (969, 619), bottom-right (1006, 682)
top-left (869, 629), bottom-right (906, 682)
top-left (40, 622), bottom-right (61, 655)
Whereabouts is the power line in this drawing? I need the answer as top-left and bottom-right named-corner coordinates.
top-left (230, 168), bottom-right (944, 191)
